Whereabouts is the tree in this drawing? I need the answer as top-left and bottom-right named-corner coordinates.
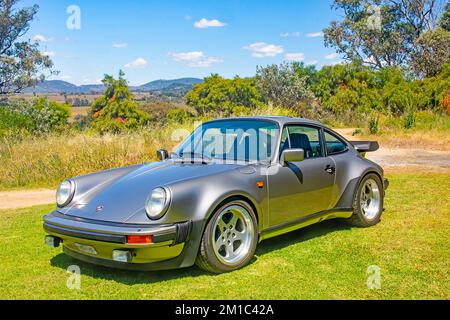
top-left (292, 62), bottom-right (319, 87)
top-left (411, 27), bottom-right (450, 78)
top-left (185, 74), bottom-right (261, 116)
top-left (0, 0), bottom-right (55, 94)
top-left (255, 62), bottom-right (313, 110)
top-left (323, 0), bottom-right (443, 69)
top-left (438, 1), bottom-right (450, 31)
top-left (90, 71), bottom-right (151, 133)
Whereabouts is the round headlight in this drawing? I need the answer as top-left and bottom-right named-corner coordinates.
top-left (145, 187), bottom-right (171, 220)
top-left (56, 180), bottom-right (75, 208)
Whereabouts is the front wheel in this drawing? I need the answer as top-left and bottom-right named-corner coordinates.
top-left (195, 200), bottom-right (258, 273)
top-left (348, 173), bottom-right (384, 227)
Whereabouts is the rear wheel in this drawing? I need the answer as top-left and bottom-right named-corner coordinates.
top-left (195, 200), bottom-right (258, 273)
top-left (348, 173), bottom-right (384, 227)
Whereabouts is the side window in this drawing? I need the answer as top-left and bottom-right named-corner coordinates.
top-left (324, 131), bottom-right (348, 155)
top-left (281, 125), bottom-right (323, 159)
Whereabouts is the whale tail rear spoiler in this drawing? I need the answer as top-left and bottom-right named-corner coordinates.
top-left (350, 141), bottom-right (379, 153)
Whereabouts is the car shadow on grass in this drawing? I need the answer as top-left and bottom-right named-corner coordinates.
top-left (255, 219), bottom-right (352, 257)
top-left (50, 219), bottom-right (352, 285)
top-left (50, 253), bottom-right (205, 285)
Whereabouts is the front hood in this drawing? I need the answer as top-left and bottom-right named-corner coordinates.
top-left (61, 161), bottom-right (241, 223)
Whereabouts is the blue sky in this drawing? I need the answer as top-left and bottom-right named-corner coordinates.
top-left (23, 0), bottom-right (342, 85)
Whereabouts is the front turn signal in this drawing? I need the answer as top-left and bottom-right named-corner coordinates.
top-left (126, 235), bottom-right (153, 244)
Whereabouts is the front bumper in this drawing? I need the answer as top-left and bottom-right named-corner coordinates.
top-left (43, 211), bottom-right (193, 270)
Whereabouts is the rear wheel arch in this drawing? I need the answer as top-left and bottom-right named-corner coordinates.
top-left (354, 170), bottom-right (384, 199)
top-left (348, 171), bottom-right (384, 227)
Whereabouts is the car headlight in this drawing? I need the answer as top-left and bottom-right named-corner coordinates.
top-left (56, 180), bottom-right (75, 208)
top-left (145, 187), bottom-right (171, 220)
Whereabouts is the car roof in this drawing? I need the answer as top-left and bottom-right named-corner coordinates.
top-left (208, 116), bottom-right (325, 127)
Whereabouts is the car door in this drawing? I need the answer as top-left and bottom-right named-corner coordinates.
top-left (323, 130), bottom-right (351, 207)
top-left (268, 124), bottom-right (336, 227)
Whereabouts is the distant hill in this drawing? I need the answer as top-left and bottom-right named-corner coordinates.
top-left (22, 80), bottom-right (84, 94)
top-left (22, 78), bottom-right (203, 95)
top-left (136, 78), bottom-right (202, 92)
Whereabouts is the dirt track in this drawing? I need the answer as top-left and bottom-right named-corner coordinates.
top-left (1, 130), bottom-right (449, 210)
top-left (0, 189), bottom-right (55, 210)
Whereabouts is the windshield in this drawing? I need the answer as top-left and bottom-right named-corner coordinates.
top-left (176, 120), bottom-right (280, 163)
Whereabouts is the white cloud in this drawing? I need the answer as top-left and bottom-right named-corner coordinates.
top-left (33, 34), bottom-right (54, 42)
top-left (325, 53), bottom-right (338, 60)
top-left (124, 57), bottom-right (148, 69)
top-left (113, 43), bottom-right (127, 48)
top-left (243, 42), bottom-right (284, 58)
top-left (190, 57), bottom-right (223, 68)
top-left (285, 53), bottom-right (305, 62)
top-left (280, 32), bottom-right (300, 38)
top-left (306, 60), bottom-right (319, 66)
top-left (170, 51), bottom-right (205, 62)
top-left (194, 18), bottom-right (227, 28)
top-left (169, 51), bottom-right (222, 68)
top-left (41, 51), bottom-right (55, 57)
top-left (306, 32), bottom-right (323, 38)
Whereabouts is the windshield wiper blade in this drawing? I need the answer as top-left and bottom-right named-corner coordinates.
top-left (176, 152), bottom-right (212, 164)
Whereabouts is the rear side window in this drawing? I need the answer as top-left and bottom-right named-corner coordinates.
top-left (324, 131), bottom-right (348, 155)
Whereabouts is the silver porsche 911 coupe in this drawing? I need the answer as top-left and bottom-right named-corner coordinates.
top-left (44, 117), bottom-right (388, 273)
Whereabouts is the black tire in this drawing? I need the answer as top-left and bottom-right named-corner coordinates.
top-left (195, 200), bottom-right (258, 274)
top-left (348, 173), bottom-right (384, 228)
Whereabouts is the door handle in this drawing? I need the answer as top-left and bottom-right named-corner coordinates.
top-left (325, 165), bottom-right (335, 175)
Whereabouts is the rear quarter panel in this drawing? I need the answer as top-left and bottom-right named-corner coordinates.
top-left (331, 148), bottom-right (384, 209)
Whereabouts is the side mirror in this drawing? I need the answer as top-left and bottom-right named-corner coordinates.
top-left (280, 149), bottom-right (305, 166)
top-left (156, 149), bottom-right (169, 161)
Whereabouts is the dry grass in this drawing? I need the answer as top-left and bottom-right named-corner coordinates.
top-left (1, 115), bottom-right (449, 190)
top-left (0, 124), bottom-right (193, 190)
top-left (370, 131), bottom-right (450, 151)
top-left (336, 128), bottom-right (450, 151)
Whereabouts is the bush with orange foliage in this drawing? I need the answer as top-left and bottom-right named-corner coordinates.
top-left (441, 92), bottom-right (450, 115)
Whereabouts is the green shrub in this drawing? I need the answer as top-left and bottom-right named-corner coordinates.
top-left (0, 107), bottom-right (34, 137)
top-left (231, 106), bottom-right (252, 116)
top-left (1, 97), bottom-right (71, 136)
top-left (404, 111), bottom-right (416, 129)
top-left (167, 108), bottom-right (191, 123)
top-left (368, 116), bottom-right (379, 134)
top-left (90, 71), bottom-right (151, 133)
top-left (186, 74), bottom-right (261, 116)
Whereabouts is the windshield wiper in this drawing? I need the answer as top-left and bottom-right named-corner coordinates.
top-left (175, 152), bottom-right (212, 164)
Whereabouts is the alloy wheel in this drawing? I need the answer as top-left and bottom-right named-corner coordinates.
top-left (211, 205), bottom-right (255, 266)
top-left (360, 178), bottom-right (381, 220)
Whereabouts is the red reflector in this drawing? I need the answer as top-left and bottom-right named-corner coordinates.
top-left (126, 235), bottom-right (153, 244)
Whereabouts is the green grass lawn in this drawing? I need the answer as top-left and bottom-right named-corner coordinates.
top-left (0, 173), bottom-right (448, 300)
